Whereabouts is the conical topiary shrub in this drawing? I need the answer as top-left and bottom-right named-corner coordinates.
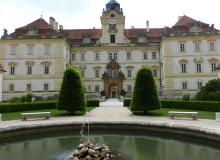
top-left (130, 67), bottom-right (160, 113)
top-left (57, 67), bottom-right (87, 115)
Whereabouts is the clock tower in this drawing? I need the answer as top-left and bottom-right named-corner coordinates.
top-left (99, 0), bottom-right (129, 45)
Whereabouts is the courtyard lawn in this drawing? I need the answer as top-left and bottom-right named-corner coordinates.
top-left (148, 108), bottom-right (216, 119)
top-left (133, 108), bottom-right (216, 120)
top-left (1, 108), bottom-right (94, 121)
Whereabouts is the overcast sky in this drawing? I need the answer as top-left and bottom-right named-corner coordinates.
top-left (0, 0), bottom-right (220, 36)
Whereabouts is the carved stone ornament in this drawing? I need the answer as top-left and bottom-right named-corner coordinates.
top-left (193, 57), bottom-right (204, 63)
top-left (125, 65), bottom-right (134, 69)
top-left (209, 58), bottom-right (219, 63)
top-left (79, 65), bottom-right (87, 69)
top-left (8, 62), bottom-right (18, 66)
top-left (41, 61), bottom-right (52, 66)
top-left (25, 61), bottom-right (35, 66)
top-left (93, 66), bottom-right (102, 70)
top-left (179, 59), bottom-right (188, 64)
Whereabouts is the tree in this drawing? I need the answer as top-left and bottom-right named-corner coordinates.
top-left (57, 67), bottom-right (87, 115)
top-left (194, 79), bottom-right (220, 101)
top-left (130, 67), bottom-right (160, 113)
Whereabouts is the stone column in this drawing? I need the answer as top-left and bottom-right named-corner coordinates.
top-left (0, 72), bottom-right (3, 102)
top-left (216, 64), bottom-right (220, 79)
top-left (0, 65), bottom-right (6, 102)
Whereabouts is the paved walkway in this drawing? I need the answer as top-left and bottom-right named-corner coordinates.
top-left (99, 98), bottom-right (123, 107)
top-left (0, 100), bottom-right (220, 140)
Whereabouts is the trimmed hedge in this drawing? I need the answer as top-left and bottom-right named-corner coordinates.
top-left (0, 102), bottom-right (56, 113)
top-left (124, 99), bottom-right (131, 107)
top-left (87, 100), bottom-right (100, 107)
top-left (0, 100), bottom-right (100, 113)
top-left (124, 99), bottom-right (220, 112)
top-left (161, 100), bottom-right (220, 112)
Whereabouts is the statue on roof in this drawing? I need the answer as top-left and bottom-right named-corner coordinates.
top-left (1, 29), bottom-right (8, 39)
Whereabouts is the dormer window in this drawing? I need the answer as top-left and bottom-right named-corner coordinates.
top-left (138, 36), bottom-right (146, 43)
top-left (189, 22), bottom-right (202, 33)
top-left (82, 37), bottom-right (91, 44)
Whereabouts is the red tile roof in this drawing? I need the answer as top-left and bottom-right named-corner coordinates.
top-left (0, 64), bottom-right (6, 72)
top-left (64, 29), bottom-right (101, 39)
top-left (173, 15), bottom-right (208, 27)
top-left (17, 18), bottom-right (52, 30)
top-left (64, 28), bottom-right (163, 43)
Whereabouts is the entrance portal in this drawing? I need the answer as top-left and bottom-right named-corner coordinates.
top-left (102, 60), bottom-right (125, 98)
top-left (110, 86), bottom-right (117, 98)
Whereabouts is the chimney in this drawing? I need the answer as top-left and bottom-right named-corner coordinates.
top-left (146, 20), bottom-right (150, 32)
top-left (178, 16), bottom-right (183, 20)
top-left (55, 22), bottom-right (58, 31)
top-left (49, 17), bottom-right (55, 29)
top-left (59, 25), bottom-right (63, 31)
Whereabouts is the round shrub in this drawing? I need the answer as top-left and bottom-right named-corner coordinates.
top-left (194, 79), bottom-right (220, 101)
top-left (57, 67), bottom-right (87, 115)
top-left (130, 67), bottom-right (161, 113)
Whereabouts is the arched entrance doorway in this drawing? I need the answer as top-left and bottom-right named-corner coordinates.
top-left (102, 60), bottom-right (125, 98)
top-left (109, 85), bottom-right (118, 98)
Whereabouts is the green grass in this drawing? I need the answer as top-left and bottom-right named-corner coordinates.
top-left (133, 108), bottom-right (216, 119)
top-left (1, 108), bottom-right (94, 121)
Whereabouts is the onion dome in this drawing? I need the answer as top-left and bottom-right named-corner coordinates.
top-left (106, 0), bottom-right (120, 11)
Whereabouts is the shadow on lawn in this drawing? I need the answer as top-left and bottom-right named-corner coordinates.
top-left (132, 110), bottom-right (163, 117)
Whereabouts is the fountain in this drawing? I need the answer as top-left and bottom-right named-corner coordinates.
top-left (69, 112), bottom-right (119, 160)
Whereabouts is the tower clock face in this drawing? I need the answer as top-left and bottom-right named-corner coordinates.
top-left (109, 24), bottom-right (116, 31)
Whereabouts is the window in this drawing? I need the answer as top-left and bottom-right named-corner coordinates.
top-left (127, 52), bottom-right (131, 60)
top-left (71, 53), bottom-right (75, 61)
top-left (211, 63), bottom-right (216, 72)
top-left (95, 86), bottom-right (100, 92)
top-left (197, 82), bottom-right (203, 89)
top-left (28, 46), bottom-right (34, 55)
top-left (181, 64), bottom-right (187, 73)
top-left (196, 64), bottom-right (202, 72)
top-left (27, 84), bottom-right (32, 91)
top-left (152, 52), bottom-right (157, 59)
top-left (180, 43), bottom-right (185, 52)
top-left (210, 42), bottom-right (215, 51)
top-left (153, 69), bottom-right (157, 77)
top-left (27, 66), bottom-right (32, 75)
top-left (45, 66), bottom-right (49, 75)
top-left (95, 53), bottom-right (100, 61)
top-left (44, 84), bottom-right (49, 91)
top-left (11, 46), bottom-right (16, 55)
top-left (127, 70), bottom-right (132, 78)
top-left (81, 53), bottom-right (85, 61)
top-left (44, 45), bottom-right (50, 55)
top-left (127, 85), bottom-right (132, 92)
top-left (143, 52), bottom-right (148, 60)
top-left (95, 70), bottom-right (99, 78)
top-left (9, 84), bottom-right (14, 92)
top-left (110, 35), bottom-right (115, 43)
top-left (10, 66), bottom-right (15, 75)
top-left (113, 53), bottom-right (117, 60)
top-left (195, 42), bottom-right (200, 52)
top-left (182, 82), bottom-right (187, 90)
top-left (109, 53), bottom-right (113, 60)
top-left (81, 70), bottom-right (85, 78)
